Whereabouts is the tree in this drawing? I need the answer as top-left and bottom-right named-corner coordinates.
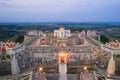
top-left (15, 35), bottom-right (24, 44)
top-left (100, 35), bottom-right (109, 44)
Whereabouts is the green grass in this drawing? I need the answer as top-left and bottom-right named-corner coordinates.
top-left (6, 55), bottom-right (11, 59)
top-left (21, 73), bottom-right (30, 80)
top-left (116, 54), bottom-right (120, 58)
top-left (98, 76), bottom-right (106, 80)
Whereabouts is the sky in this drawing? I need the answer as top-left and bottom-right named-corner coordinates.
top-left (0, 0), bottom-right (120, 23)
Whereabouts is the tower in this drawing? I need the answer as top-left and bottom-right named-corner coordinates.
top-left (107, 56), bottom-right (115, 76)
top-left (11, 55), bottom-right (20, 75)
top-left (98, 35), bottom-right (101, 42)
top-left (59, 52), bottom-right (68, 80)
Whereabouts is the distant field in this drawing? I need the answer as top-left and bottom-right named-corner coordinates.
top-left (0, 23), bottom-right (120, 41)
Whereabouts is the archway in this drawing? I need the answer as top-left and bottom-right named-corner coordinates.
top-left (58, 51), bottom-right (69, 64)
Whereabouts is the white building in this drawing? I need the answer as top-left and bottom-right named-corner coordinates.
top-left (1, 41), bottom-right (25, 55)
top-left (6, 45), bottom-right (25, 55)
top-left (27, 30), bottom-right (46, 36)
top-left (54, 26), bottom-right (71, 38)
top-left (101, 40), bottom-right (120, 55)
top-left (87, 30), bottom-right (97, 37)
top-left (79, 30), bottom-right (86, 38)
top-left (79, 30), bottom-right (97, 38)
top-left (81, 30), bottom-right (86, 36)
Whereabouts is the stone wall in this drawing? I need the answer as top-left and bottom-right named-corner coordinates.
top-left (0, 61), bottom-right (11, 76)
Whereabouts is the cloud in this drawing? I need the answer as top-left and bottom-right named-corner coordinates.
top-left (0, 0), bottom-right (120, 22)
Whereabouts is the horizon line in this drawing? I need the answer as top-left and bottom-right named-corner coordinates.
top-left (0, 21), bottom-right (120, 24)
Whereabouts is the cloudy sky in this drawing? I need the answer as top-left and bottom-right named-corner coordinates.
top-left (0, 0), bottom-right (120, 22)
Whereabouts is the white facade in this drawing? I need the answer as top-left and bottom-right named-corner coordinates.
top-left (27, 30), bottom-right (46, 36)
top-left (11, 55), bottom-right (20, 75)
top-left (87, 30), bottom-right (97, 37)
top-left (80, 30), bottom-right (86, 36)
top-left (6, 45), bottom-right (25, 55)
top-left (101, 41), bottom-right (120, 55)
top-left (101, 45), bottom-right (120, 55)
top-left (54, 27), bottom-right (71, 38)
top-left (27, 30), bottom-right (38, 35)
top-left (79, 30), bottom-right (86, 38)
top-left (1, 41), bottom-right (25, 55)
top-left (79, 30), bottom-right (97, 38)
